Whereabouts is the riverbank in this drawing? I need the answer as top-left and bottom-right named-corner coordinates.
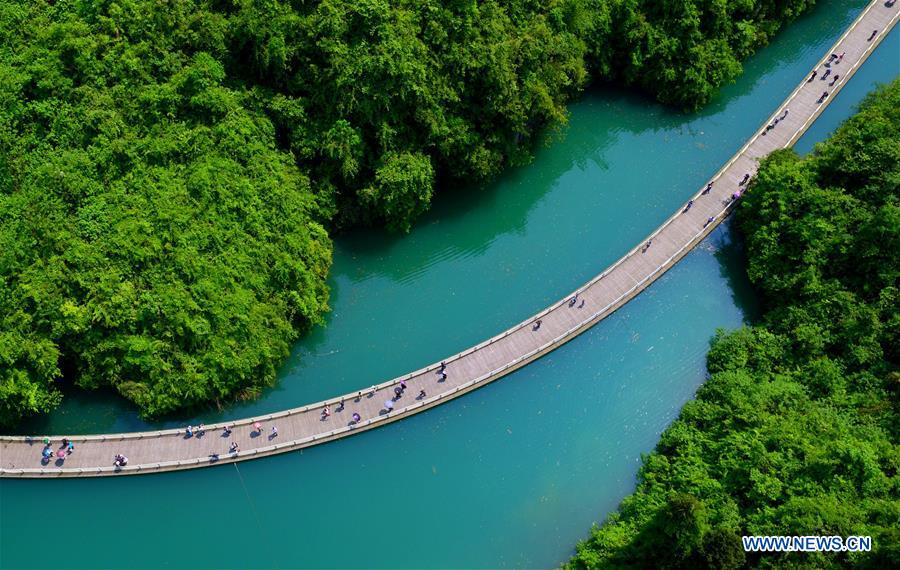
top-left (2, 1), bottom-right (896, 567)
top-left (568, 77), bottom-right (899, 569)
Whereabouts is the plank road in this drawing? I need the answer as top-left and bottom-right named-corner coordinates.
top-left (2, 0), bottom-right (897, 478)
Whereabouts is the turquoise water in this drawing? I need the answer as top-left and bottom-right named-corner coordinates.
top-left (2, 1), bottom-right (897, 567)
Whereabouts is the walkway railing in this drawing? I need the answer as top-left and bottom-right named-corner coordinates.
top-left (2, 0), bottom-right (897, 478)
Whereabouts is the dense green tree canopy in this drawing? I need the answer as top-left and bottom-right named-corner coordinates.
top-left (566, 80), bottom-right (899, 569)
top-left (0, 0), bottom-right (824, 424)
top-left (0, 1), bottom-right (332, 424)
top-left (227, 0), bottom-right (821, 227)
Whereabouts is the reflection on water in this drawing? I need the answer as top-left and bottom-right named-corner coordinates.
top-left (7, 2), bottom-right (900, 569)
top-left (16, 0), bottom-right (886, 440)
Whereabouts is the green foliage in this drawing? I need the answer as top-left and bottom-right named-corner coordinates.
top-left (228, 0), bottom-right (818, 227)
top-left (358, 151), bottom-right (435, 233)
top-left (0, 1), bottom-right (332, 423)
top-left (603, 0), bottom-right (817, 111)
top-left (0, 0), bottom-right (824, 423)
top-left (566, 81), bottom-right (900, 568)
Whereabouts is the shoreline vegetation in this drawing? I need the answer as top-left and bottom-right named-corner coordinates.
top-left (566, 79), bottom-right (899, 569)
top-left (2, 0), bottom-right (821, 424)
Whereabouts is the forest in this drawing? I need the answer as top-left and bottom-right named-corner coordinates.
top-left (566, 79), bottom-right (899, 569)
top-left (1, 0), bottom-right (821, 424)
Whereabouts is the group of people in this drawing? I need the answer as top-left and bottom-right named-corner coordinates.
top-left (762, 108), bottom-right (789, 135)
top-left (39, 438), bottom-right (75, 463)
top-left (682, 173), bottom-right (741, 233)
top-left (812, 48), bottom-right (849, 103)
top-left (393, 380), bottom-right (409, 401)
top-left (333, 362), bottom-right (446, 424)
top-left (690, 170), bottom-right (749, 228)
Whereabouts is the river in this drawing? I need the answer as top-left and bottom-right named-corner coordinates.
top-left (1, 0), bottom-right (897, 567)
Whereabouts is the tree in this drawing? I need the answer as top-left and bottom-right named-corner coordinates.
top-left (567, 80), bottom-right (900, 569)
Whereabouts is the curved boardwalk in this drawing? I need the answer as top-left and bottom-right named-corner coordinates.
top-left (2, 1), bottom-right (897, 478)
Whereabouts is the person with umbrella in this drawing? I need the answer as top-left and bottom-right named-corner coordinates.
top-left (351, 413), bottom-right (361, 424)
top-left (384, 400), bottom-right (394, 411)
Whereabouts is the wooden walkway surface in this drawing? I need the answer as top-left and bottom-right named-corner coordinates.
top-left (2, 0), bottom-right (897, 478)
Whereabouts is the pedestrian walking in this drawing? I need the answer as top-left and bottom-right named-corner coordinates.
top-left (533, 319), bottom-right (542, 331)
top-left (818, 91), bottom-right (829, 104)
top-left (271, 426), bottom-right (278, 437)
top-left (702, 182), bottom-right (713, 195)
top-left (683, 200), bottom-right (693, 213)
top-left (740, 173), bottom-right (750, 186)
top-left (836, 51), bottom-right (845, 64)
top-left (704, 216), bottom-right (715, 228)
top-left (578, 299), bottom-right (585, 309)
top-left (419, 389), bottom-right (426, 399)
top-left (868, 30), bottom-right (878, 42)
top-left (821, 68), bottom-right (831, 80)
top-left (807, 70), bottom-right (817, 82)
top-left (338, 398), bottom-right (345, 411)
top-left (642, 239), bottom-right (652, 253)
top-left (829, 74), bottom-right (839, 86)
